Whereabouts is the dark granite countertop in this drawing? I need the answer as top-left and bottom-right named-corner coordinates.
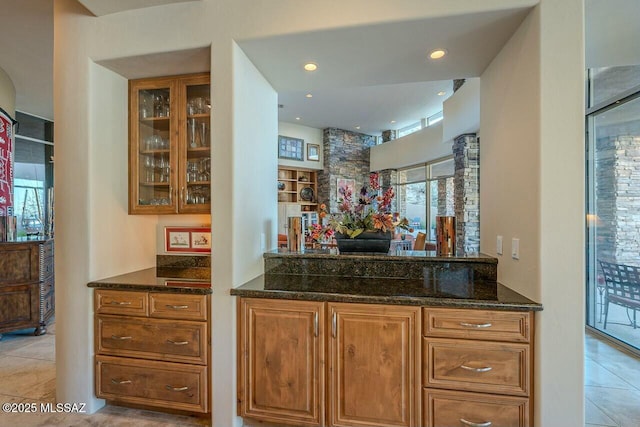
top-left (87, 267), bottom-right (212, 295)
top-left (231, 273), bottom-right (542, 311)
top-left (264, 248), bottom-right (498, 263)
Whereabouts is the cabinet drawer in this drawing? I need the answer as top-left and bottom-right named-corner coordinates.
top-left (149, 293), bottom-right (208, 321)
top-left (424, 388), bottom-right (529, 427)
top-left (96, 355), bottom-right (208, 413)
top-left (423, 338), bottom-right (530, 396)
top-left (423, 308), bottom-right (531, 342)
top-left (95, 290), bottom-right (148, 316)
top-left (96, 315), bottom-right (207, 364)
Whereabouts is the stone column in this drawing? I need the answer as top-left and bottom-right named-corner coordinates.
top-left (453, 134), bottom-right (480, 254)
top-left (381, 129), bottom-right (396, 142)
top-left (378, 129), bottom-right (397, 210)
top-left (317, 128), bottom-right (377, 213)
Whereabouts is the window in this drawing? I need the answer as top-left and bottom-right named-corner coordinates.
top-left (395, 157), bottom-right (454, 241)
top-left (13, 112), bottom-right (54, 237)
top-left (427, 111), bottom-right (443, 126)
top-left (397, 121), bottom-right (422, 138)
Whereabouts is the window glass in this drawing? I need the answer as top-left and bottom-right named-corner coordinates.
top-left (14, 139), bottom-right (47, 236)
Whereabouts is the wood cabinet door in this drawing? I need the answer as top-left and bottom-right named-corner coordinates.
top-left (328, 303), bottom-right (420, 427)
top-left (177, 73), bottom-right (210, 214)
top-left (239, 298), bottom-right (325, 426)
top-left (129, 76), bottom-right (179, 214)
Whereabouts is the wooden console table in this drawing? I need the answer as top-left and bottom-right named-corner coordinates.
top-left (0, 238), bottom-right (54, 339)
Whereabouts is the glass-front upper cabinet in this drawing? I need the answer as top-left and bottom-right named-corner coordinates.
top-left (128, 73), bottom-right (210, 214)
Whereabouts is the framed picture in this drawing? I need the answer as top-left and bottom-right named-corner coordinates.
top-left (164, 227), bottom-right (212, 253)
top-left (278, 135), bottom-right (304, 161)
top-left (336, 178), bottom-right (356, 200)
top-left (307, 143), bottom-right (320, 161)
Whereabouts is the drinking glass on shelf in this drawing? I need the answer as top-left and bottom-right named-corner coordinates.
top-left (188, 118), bottom-right (197, 148)
top-left (198, 122), bottom-right (207, 147)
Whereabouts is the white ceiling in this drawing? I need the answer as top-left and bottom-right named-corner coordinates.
top-left (77, 0), bottom-right (198, 17)
top-left (0, 1), bottom-right (635, 132)
top-left (238, 9), bottom-right (531, 135)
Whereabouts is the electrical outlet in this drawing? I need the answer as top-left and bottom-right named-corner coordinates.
top-left (497, 235), bottom-right (503, 255)
top-left (512, 238), bottom-right (520, 260)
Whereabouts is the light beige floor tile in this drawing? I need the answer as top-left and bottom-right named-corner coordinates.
top-left (584, 358), bottom-right (635, 389)
top-left (0, 331), bottom-right (40, 354)
top-left (585, 386), bottom-right (640, 427)
top-left (0, 356), bottom-right (56, 400)
top-left (585, 397), bottom-right (618, 426)
top-left (5, 334), bottom-right (55, 362)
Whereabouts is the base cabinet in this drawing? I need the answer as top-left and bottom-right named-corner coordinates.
top-left (94, 289), bottom-right (210, 413)
top-left (238, 298), bottom-right (420, 427)
top-left (238, 298), bottom-right (325, 426)
top-left (328, 303), bottom-right (420, 427)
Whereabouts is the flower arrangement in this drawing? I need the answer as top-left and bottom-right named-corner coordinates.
top-left (310, 172), bottom-right (412, 241)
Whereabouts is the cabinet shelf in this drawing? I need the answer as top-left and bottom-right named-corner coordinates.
top-left (187, 113), bottom-right (210, 119)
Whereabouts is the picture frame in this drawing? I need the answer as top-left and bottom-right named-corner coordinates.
top-left (336, 178), bottom-right (356, 200)
top-left (164, 226), bottom-right (212, 253)
top-left (278, 135), bottom-right (304, 161)
top-left (307, 143), bottom-right (320, 161)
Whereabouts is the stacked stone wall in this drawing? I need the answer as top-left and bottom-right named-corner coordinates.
top-left (453, 134), bottom-right (480, 254)
top-left (318, 128), bottom-right (377, 213)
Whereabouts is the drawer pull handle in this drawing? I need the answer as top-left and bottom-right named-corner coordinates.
top-left (111, 335), bottom-right (133, 340)
top-left (109, 301), bottom-right (132, 306)
top-left (165, 304), bottom-right (189, 310)
top-left (460, 418), bottom-right (492, 427)
top-left (165, 385), bottom-right (189, 392)
top-left (459, 322), bottom-right (492, 328)
top-left (111, 379), bottom-right (132, 385)
top-left (166, 339), bottom-right (189, 346)
top-left (460, 364), bottom-right (493, 373)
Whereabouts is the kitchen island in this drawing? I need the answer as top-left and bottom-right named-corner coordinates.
top-left (233, 249), bottom-right (541, 427)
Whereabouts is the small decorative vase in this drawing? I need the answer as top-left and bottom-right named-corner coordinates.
top-left (335, 231), bottom-right (392, 253)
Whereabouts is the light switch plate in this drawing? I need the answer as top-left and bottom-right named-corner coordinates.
top-left (497, 235), bottom-right (503, 255)
top-left (512, 238), bottom-right (520, 260)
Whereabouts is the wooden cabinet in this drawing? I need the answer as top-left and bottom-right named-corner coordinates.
top-left (238, 298), bottom-right (325, 426)
top-left (0, 239), bottom-right (54, 338)
top-left (422, 308), bottom-right (534, 427)
top-left (328, 303), bottom-right (421, 427)
top-left (278, 167), bottom-right (318, 211)
top-left (238, 299), bottom-right (419, 427)
top-left (94, 289), bottom-right (210, 413)
top-left (129, 73), bottom-right (211, 214)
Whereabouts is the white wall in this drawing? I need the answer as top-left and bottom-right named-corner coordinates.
top-left (481, 2), bottom-right (585, 426)
top-left (278, 121), bottom-right (323, 170)
top-left (370, 122), bottom-right (450, 171)
top-left (0, 66), bottom-right (15, 117)
top-left (442, 77), bottom-right (480, 143)
top-left (586, 0), bottom-right (640, 68)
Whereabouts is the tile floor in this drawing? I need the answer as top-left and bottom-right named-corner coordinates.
top-left (0, 321), bottom-right (209, 427)
top-left (2, 321), bottom-right (639, 426)
top-left (585, 330), bottom-right (640, 427)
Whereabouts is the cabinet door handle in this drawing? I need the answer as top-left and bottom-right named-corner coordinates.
top-left (460, 418), bottom-right (492, 427)
top-left (169, 186), bottom-right (174, 204)
top-left (314, 312), bottom-right (319, 337)
top-left (166, 339), bottom-right (189, 346)
top-left (459, 322), bottom-right (492, 329)
top-left (181, 187), bottom-right (186, 203)
top-left (109, 301), bottom-right (132, 306)
top-left (165, 385), bottom-right (189, 392)
top-left (111, 335), bottom-right (132, 340)
top-left (332, 312), bottom-right (337, 338)
top-left (111, 379), bottom-right (132, 385)
top-left (165, 304), bottom-right (189, 310)
top-left (460, 364), bottom-right (493, 373)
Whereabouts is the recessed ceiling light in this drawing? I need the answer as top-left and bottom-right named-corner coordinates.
top-left (390, 120), bottom-right (396, 124)
top-left (429, 49), bottom-right (447, 60)
top-left (355, 126), bottom-right (361, 130)
top-left (295, 117), bottom-right (301, 120)
top-left (305, 93), bottom-right (313, 98)
top-left (437, 91), bottom-right (446, 96)
top-left (303, 63), bottom-right (318, 71)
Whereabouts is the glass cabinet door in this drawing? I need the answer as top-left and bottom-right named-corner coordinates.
top-left (129, 78), bottom-right (177, 214)
top-left (179, 75), bottom-right (211, 214)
